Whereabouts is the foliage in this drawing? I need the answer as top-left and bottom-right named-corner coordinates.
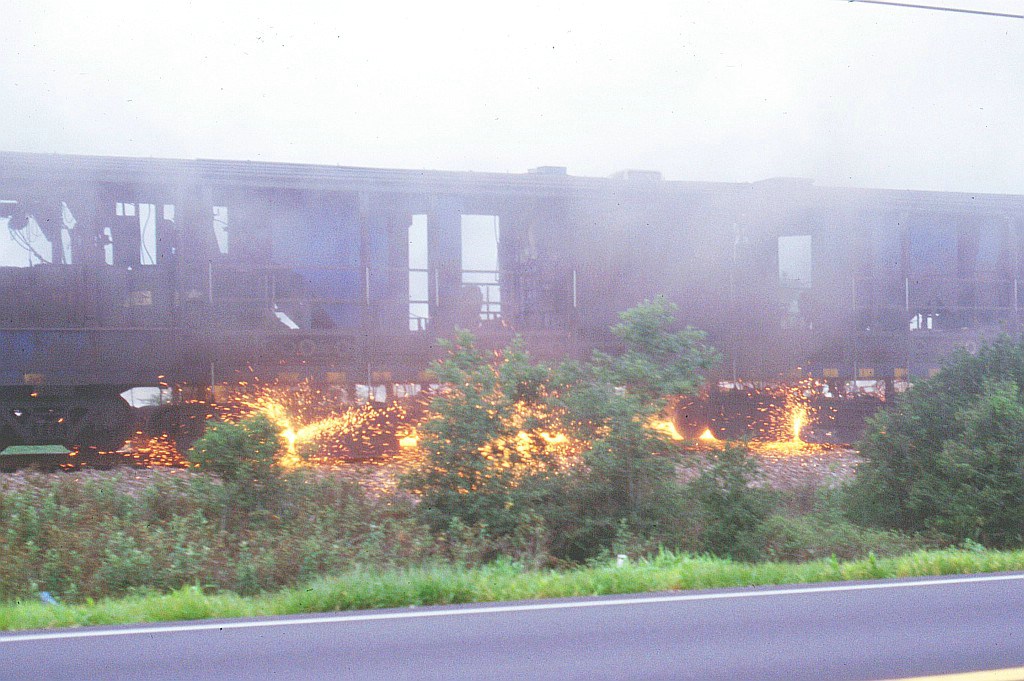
top-left (7, 546), bottom-right (1024, 632)
top-left (188, 415), bottom-right (281, 483)
top-left (187, 415), bottom-right (284, 513)
top-left (403, 299), bottom-right (719, 561)
top-left (19, 298), bottom-right (1006, 609)
top-left (848, 337), bottom-right (1024, 547)
top-left (550, 379), bottom-right (692, 560)
top-left (929, 380), bottom-right (1024, 545)
top-left (552, 298), bottom-right (718, 558)
top-left (689, 446), bottom-right (774, 560)
top-left (402, 333), bottom-right (570, 543)
top-left (0, 470), bottom-right (434, 603)
top-left (594, 295), bottom-right (719, 403)
top-left (755, 512), bottom-right (926, 562)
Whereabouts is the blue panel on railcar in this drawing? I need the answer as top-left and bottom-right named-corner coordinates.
top-left (0, 330), bottom-right (89, 385)
top-left (0, 331), bottom-right (36, 384)
top-left (299, 268), bottom-right (362, 328)
top-left (270, 194), bottom-right (360, 269)
top-left (268, 192), bottom-right (363, 328)
top-left (0, 329), bottom-right (206, 387)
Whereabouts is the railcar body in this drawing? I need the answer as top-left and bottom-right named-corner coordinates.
top-left (0, 151), bottom-right (1022, 449)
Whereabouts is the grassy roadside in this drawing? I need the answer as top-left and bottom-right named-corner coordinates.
top-left (3, 547), bottom-right (1023, 633)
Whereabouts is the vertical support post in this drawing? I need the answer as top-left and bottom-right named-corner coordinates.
top-left (427, 195), bottom-right (462, 327)
top-left (357, 191), bottom-right (372, 381)
top-left (904, 277), bottom-right (910, 311)
top-left (65, 184), bottom-right (107, 266)
top-left (572, 269), bottom-right (578, 309)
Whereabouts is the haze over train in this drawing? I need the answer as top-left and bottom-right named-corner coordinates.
top-left (2, 1), bottom-right (1022, 193)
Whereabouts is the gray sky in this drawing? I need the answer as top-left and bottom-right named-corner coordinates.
top-left (2, 0), bottom-right (1022, 193)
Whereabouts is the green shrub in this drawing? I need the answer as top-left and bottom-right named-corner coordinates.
top-left (929, 381), bottom-right (1024, 545)
top-left (756, 513), bottom-right (924, 562)
top-left (188, 415), bottom-right (282, 483)
top-left (596, 296), bottom-right (719, 402)
top-left (0, 470), bottom-right (436, 603)
top-left (95, 528), bottom-right (153, 595)
top-left (401, 333), bottom-right (569, 544)
top-left (547, 298), bottom-right (716, 560)
top-left (404, 300), bottom-right (718, 563)
top-left (689, 446), bottom-right (774, 561)
top-left (848, 337), bottom-right (1024, 547)
top-left (188, 415), bottom-right (283, 514)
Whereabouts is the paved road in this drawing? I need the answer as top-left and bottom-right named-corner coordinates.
top-left (2, 573), bottom-right (1024, 680)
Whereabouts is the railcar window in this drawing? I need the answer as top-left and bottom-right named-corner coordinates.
top-left (139, 204), bottom-right (157, 266)
top-left (909, 221), bottom-right (956, 274)
top-left (461, 214), bottom-right (501, 321)
top-left (57, 202), bottom-right (76, 265)
top-left (778, 235), bottom-right (812, 289)
top-left (0, 211), bottom-right (53, 266)
top-left (213, 205), bottom-right (229, 255)
top-left (408, 213), bottom-right (429, 331)
top-left (102, 225), bottom-right (114, 265)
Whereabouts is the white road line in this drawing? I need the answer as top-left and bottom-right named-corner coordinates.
top-left (2, 572), bottom-right (1023, 644)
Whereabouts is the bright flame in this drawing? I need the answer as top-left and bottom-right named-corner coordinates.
top-left (679, 380), bottom-right (833, 456)
top-left (647, 417), bottom-right (685, 441)
top-left (278, 427), bottom-right (302, 468)
top-left (790, 407), bottom-right (806, 444)
top-left (211, 381), bottom-right (425, 467)
top-left (748, 378), bottom-right (827, 456)
top-left (698, 428), bottom-right (719, 442)
top-left (539, 431), bottom-right (568, 445)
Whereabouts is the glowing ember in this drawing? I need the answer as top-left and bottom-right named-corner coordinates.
top-left (749, 378), bottom-right (827, 456)
top-left (407, 399), bottom-right (584, 494)
top-left (790, 407), bottom-right (806, 444)
top-left (680, 379), bottom-right (833, 455)
top-left (538, 431), bottom-right (568, 445)
top-left (118, 433), bottom-right (189, 468)
top-left (474, 401), bottom-right (583, 484)
top-left (207, 381), bottom-right (426, 467)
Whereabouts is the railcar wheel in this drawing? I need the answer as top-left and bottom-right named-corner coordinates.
top-left (671, 398), bottom-right (711, 440)
top-left (74, 395), bottom-right (137, 452)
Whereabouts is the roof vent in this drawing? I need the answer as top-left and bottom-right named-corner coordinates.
top-left (528, 166), bottom-right (568, 176)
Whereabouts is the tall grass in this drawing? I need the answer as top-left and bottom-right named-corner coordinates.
top-left (3, 547), bottom-right (1023, 632)
top-left (0, 470), bottom-right (438, 602)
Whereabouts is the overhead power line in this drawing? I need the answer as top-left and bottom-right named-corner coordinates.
top-left (845, 0), bottom-right (1024, 18)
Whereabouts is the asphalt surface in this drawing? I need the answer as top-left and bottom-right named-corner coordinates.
top-left (2, 573), bottom-right (1023, 680)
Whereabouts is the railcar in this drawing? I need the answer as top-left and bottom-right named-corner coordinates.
top-left (1, 151), bottom-right (1021, 450)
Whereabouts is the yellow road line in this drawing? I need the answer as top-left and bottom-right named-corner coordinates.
top-left (878, 667), bottom-right (1024, 681)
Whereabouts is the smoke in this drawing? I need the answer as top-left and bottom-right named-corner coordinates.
top-left (1, 1), bottom-right (1021, 191)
